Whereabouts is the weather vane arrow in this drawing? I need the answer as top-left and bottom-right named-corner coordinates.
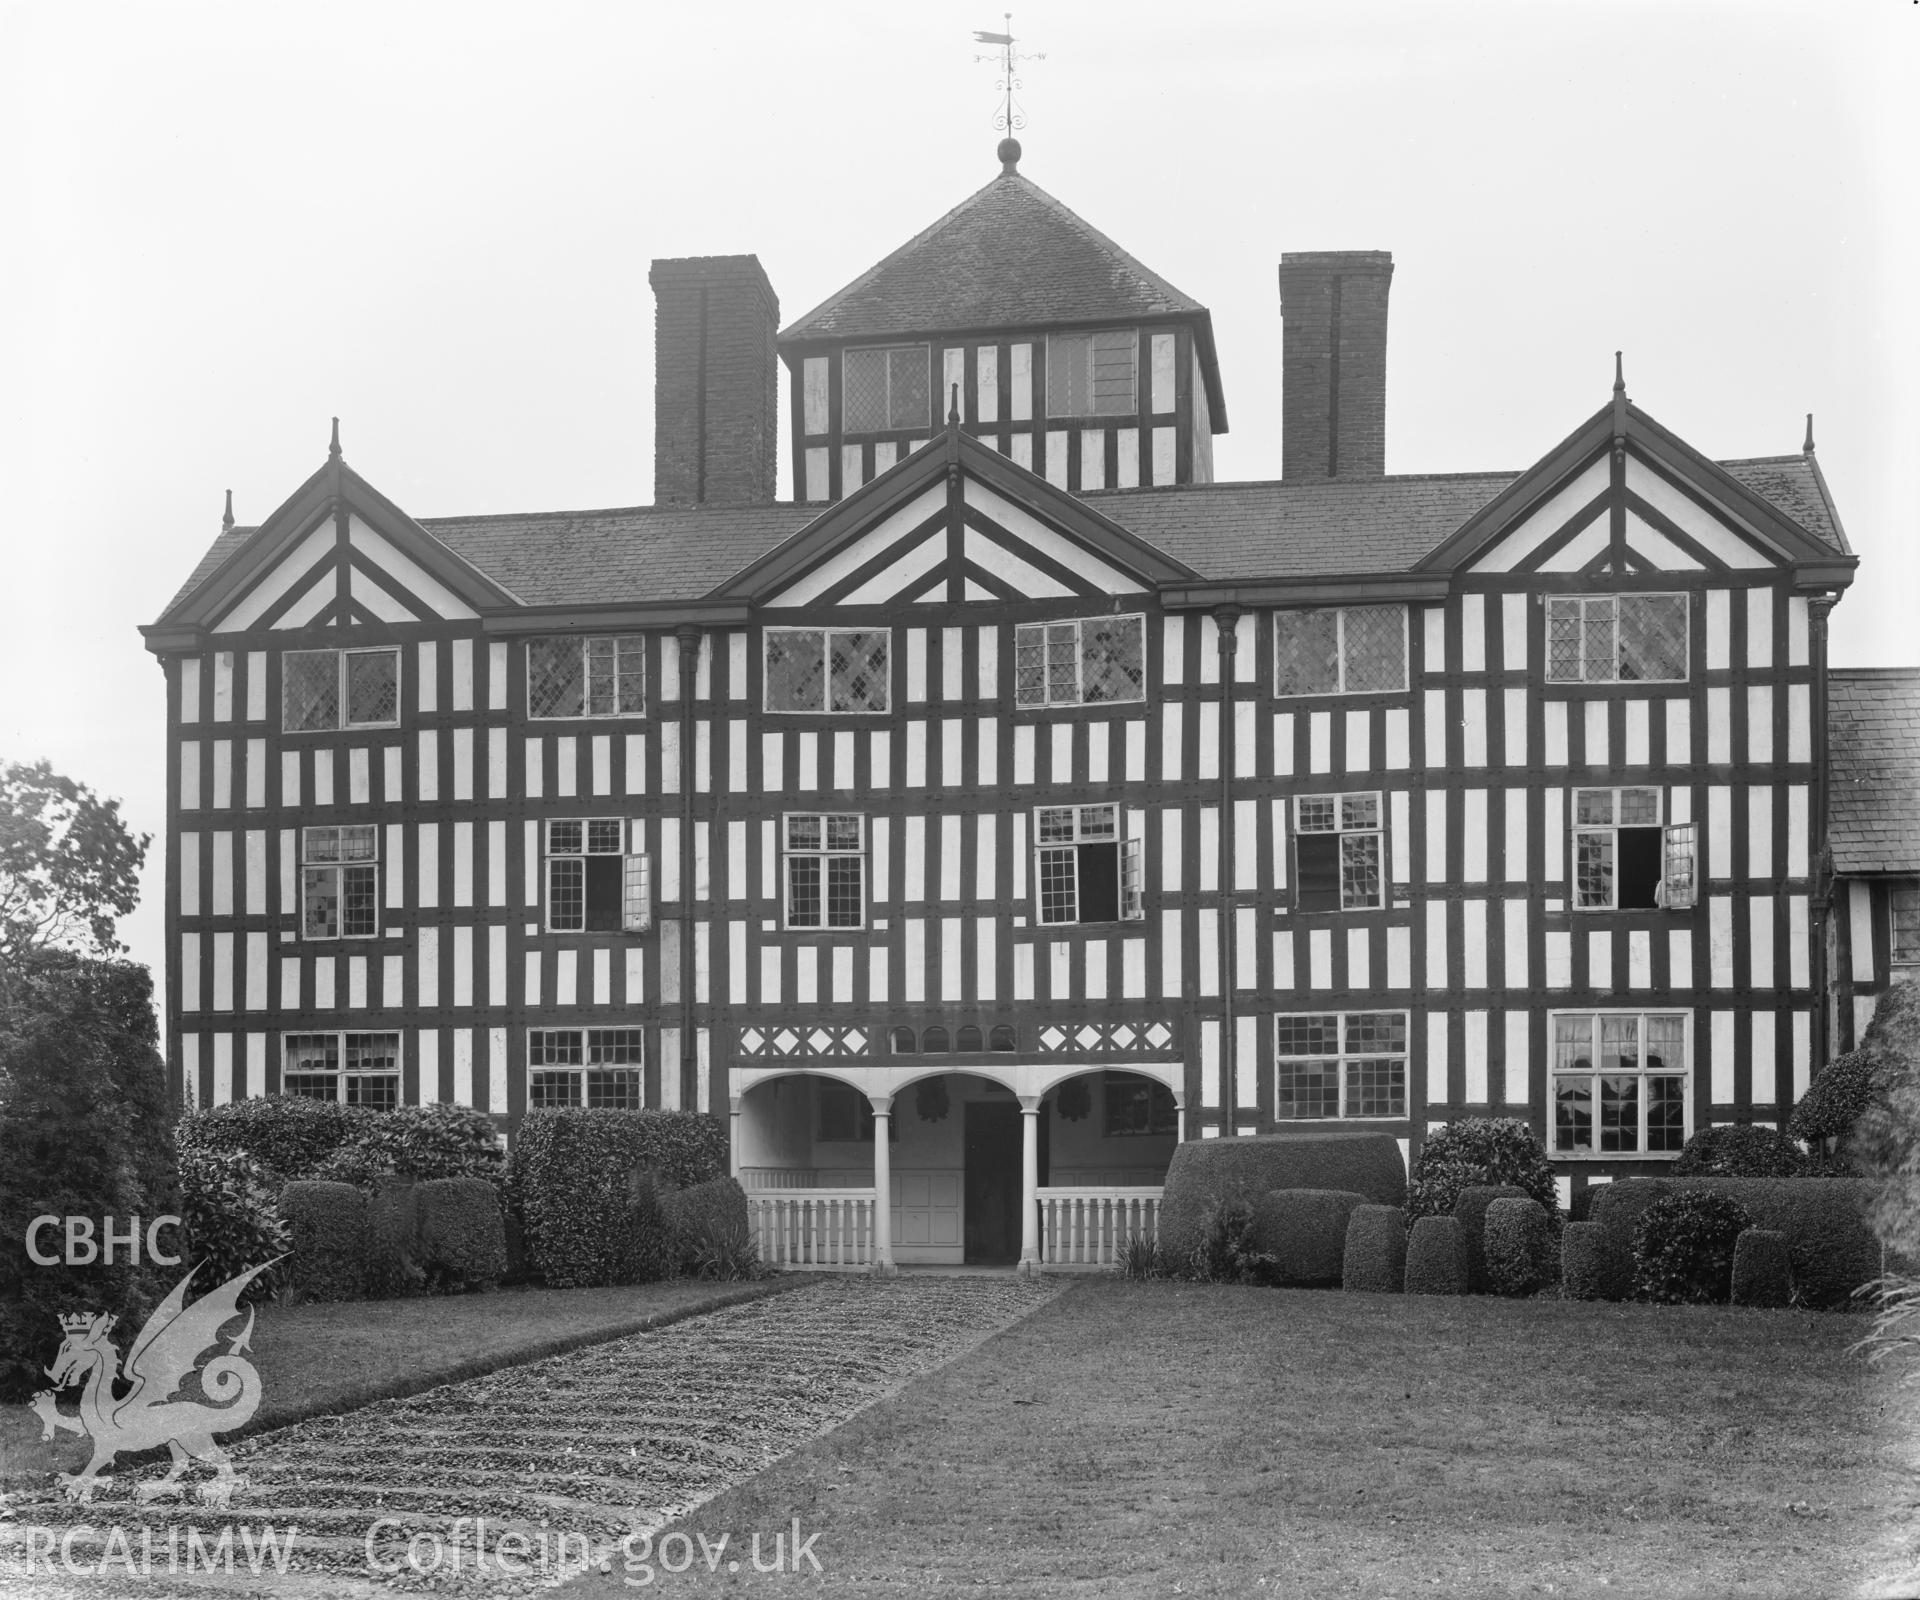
top-left (973, 14), bottom-right (1043, 137)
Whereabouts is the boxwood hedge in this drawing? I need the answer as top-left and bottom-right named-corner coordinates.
top-left (1405, 1215), bottom-right (1466, 1295)
top-left (181, 1096), bottom-right (375, 1187)
top-left (662, 1177), bottom-right (751, 1272)
top-left (1484, 1197), bottom-right (1556, 1297)
top-left (1452, 1184), bottom-right (1531, 1293)
top-left (1673, 1123), bottom-right (1805, 1178)
top-left (1731, 1227), bottom-right (1794, 1308)
top-left (1248, 1189), bottom-right (1368, 1285)
top-left (1559, 1221), bottom-right (1609, 1300)
top-left (280, 1180), bottom-right (368, 1301)
top-left (1342, 1205), bottom-right (1407, 1294)
top-left (1157, 1133), bottom-right (1407, 1265)
top-left (416, 1177), bottom-right (507, 1291)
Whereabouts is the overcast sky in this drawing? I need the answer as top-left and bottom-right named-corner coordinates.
top-left (2, 0), bottom-right (1914, 1000)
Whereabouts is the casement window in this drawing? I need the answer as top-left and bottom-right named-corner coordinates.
top-left (282, 1032), bottom-right (400, 1109)
top-left (817, 1081), bottom-right (895, 1142)
top-left (1572, 788), bottom-right (1696, 911)
top-left (1275, 1012), bottom-right (1408, 1120)
top-left (783, 813), bottom-right (866, 929)
top-left (1293, 793), bottom-right (1384, 912)
top-left (1547, 593), bottom-right (1689, 683)
top-left (545, 819), bottom-right (651, 934)
top-left (301, 825), bottom-right (379, 939)
top-left (1552, 1011), bottom-right (1689, 1156)
top-left (1892, 880), bottom-right (1920, 966)
top-left (1273, 606), bottom-right (1407, 696)
top-left (526, 635), bottom-right (645, 718)
top-left (1034, 804), bottom-right (1144, 926)
top-left (1046, 329), bottom-right (1137, 417)
top-left (843, 344), bottom-right (930, 432)
top-left (1104, 1072), bottom-right (1179, 1137)
top-left (527, 1027), bottom-right (642, 1110)
top-left (763, 627), bottom-right (890, 713)
top-left (1014, 614), bottom-right (1146, 707)
top-left (282, 648), bottom-right (400, 732)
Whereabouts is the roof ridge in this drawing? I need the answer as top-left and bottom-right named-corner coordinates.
top-left (420, 502), bottom-right (796, 527)
top-left (1832, 666), bottom-right (1920, 679)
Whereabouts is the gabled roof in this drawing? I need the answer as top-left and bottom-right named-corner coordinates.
top-left (1829, 668), bottom-right (1920, 875)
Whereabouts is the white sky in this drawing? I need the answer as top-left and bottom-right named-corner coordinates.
top-left (1, 0), bottom-right (1914, 996)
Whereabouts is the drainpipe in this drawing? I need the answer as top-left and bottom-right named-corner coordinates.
top-left (1807, 594), bottom-right (1836, 1085)
top-left (676, 623), bottom-right (702, 1111)
top-left (1214, 606), bottom-right (1242, 1132)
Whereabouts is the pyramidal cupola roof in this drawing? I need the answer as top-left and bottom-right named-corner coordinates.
top-left (777, 143), bottom-right (1211, 345)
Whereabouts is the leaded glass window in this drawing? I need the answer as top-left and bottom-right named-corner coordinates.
top-left (1014, 614), bottom-right (1146, 707)
top-left (546, 819), bottom-right (650, 933)
top-left (283, 1031), bottom-right (399, 1108)
top-left (764, 628), bottom-right (890, 713)
top-left (301, 825), bottom-right (379, 939)
top-left (1274, 606), bottom-right (1406, 696)
top-left (1046, 330), bottom-right (1138, 417)
top-left (1892, 881), bottom-right (1920, 966)
top-left (528, 1027), bottom-right (643, 1109)
top-left (527, 635), bottom-right (645, 718)
top-left (1572, 788), bottom-right (1695, 910)
top-left (1294, 791), bottom-right (1384, 912)
top-left (1552, 1011), bottom-right (1689, 1155)
top-left (1275, 1012), bottom-right (1408, 1120)
top-left (1034, 803), bottom-right (1142, 926)
top-left (844, 345), bottom-right (931, 432)
top-left (282, 648), bottom-right (399, 731)
top-left (1547, 594), bottom-right (1689, 683)
top-left (784, 813), bottom-right (866, 929)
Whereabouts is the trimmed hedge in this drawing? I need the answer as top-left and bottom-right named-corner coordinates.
top-left (662, 1177), bottom-right (750, 1272)
top-left (1560, 1221), bottom-right (1609, 1300)
top-left (1632, 1190), bottom-right (1751, 1304)
top-left (315, 1103), bottom-right (506, 1189)
top-left (1590, 1177), bottom-right (1877, 1308)
top-left (1247, 1189), bottom-right (1368, 1285)
top-left (417, 1177), bottom-right (507, 1291)
top-left (1342, 1205), bottom-right (1406, 1294)
top-left (1408, 1118), bottom-right (1557, 1229)
top-left (281, 1180), bottom-right (368, 1301)
top-left (1484, 1197), bottom-right (1556, 1297)
top-left (1841, 982), bottom-right (1920, 1258)
top-left (1158, 1133), bottom-right (1407, 1266)
top-left (178, 1146), bottom-right (289, 1299)
top-left (1731, 1228), bottom-right (1794, 1308)
top-left (1452, 1185), bottom-right (1530, 1294)
top-left (364, 1178), bottom-right (424, 1299)
top-left (180, 1096), bottom-right (375, 1186)
top-left (506, 1110), bottom-right (727, 1288)
top-left (1788, 1048), bottom-right (1877, 1148)
top-left (1405, 1216), bottom-right (1466, 1295)
top-left (1673, 1123), bottom-right (1805, 1178)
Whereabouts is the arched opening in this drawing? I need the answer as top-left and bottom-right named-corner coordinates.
top-left (1043, 1068), bottom-right (1179, 1186)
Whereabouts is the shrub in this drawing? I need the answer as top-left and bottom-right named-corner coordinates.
top-left (177, 1146), bottom-right (288, 1301)
top-left (1632, 1190), bottom-right (1752, 1304)
top-left (1484, 1197), bottom-right (1556, 1297)
top-left (661, 1177), bottom-right (750, 1274)
top-left (280, 1180), bottom-right (368, 1302)
top-left (1730, 1228), bottom-right (1794, 1308)
top-left (1560, 1221), bottom-right (1609, 1300)
top-left (1181, 1197), bottom-right (1278, 1284)
top-left (1674, 1123), bottom-right (1805, 1178)
top-left (1841, 983), bottom-right (1920, 1260)
top-left (1404, 1216), bottom-right (1466, 1295)
top-left (1591, 1177), bottom-right (1878, 1308)
top-left (1451, 1185), bottom-right (1530, 1294)
top-left (1788, 1048), bottom-right (1877, 1149)
top-left (1408, 1119), bottom-right (1558, 1230)
top-left (1247, 1189), bottom-right (1367, 1285)
top-left (1342, 1205), bottom-right (1406, 1294)
top-left (1158, 1133), bottom-right (1407, 1265)
top-left (416, 1177), bottom-right (507, 1291)
top-left (179, 1096), bottom-right (375, 1187)
top-left (364, 1177), bottom-right (425, 1299)
top-left (317, 1104), bottom-right (505, 1190)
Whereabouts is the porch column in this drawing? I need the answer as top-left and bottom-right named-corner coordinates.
top-left (869, 1094), bottom-right (896, 1277)
top-left (1018, 1094), bottom-right (1042, 1277)
top-left (728, 1094), bottom-right (742, 1179)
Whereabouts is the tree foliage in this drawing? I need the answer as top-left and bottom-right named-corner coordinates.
top-left (0, 759), bottom-right (149, 972)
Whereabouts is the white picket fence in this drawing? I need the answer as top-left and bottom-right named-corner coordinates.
top-left (746, 1188), bottom-right (876, 1269)
top-left (1036, 1187), bottom-right (1164, 1269)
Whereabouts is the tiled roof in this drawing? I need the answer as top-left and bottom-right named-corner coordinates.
top-left (1829, 668), bottom-right (1920, 875)
top-left (1718, 455), bottom-right (1850, 555)
top-left (778, 170), bottom-right (1209, 343)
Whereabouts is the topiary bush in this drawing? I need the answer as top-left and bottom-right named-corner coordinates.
top-left (1247, 1189), bottom-right (1367, 1285)
top-left (179, 1095), bottom-right (375, 1187)
top-left (1674, 1123), bottom-right (1806, 1178)
top-left (662, 1177), bottom-right (751, 1274)
top-left (1158, 1133), bottom-right (1407, 1266)
top-left (1342, 1205), bottom-right (1406, 1294)
top-left (314, 1103), bottom-right (506, 1191)
top-left (1788, 1048), bottom-right (1876, 1151)
top-left (364, 1177), bottom-right (425, 1299)
top-left (1841, 983), bottom-right (1920, 1260)
top-left (1404, 1215), bottom-right (1466, 1295)
top-left (416, 1177), bottom-right (507, 1292)
top-left (1484, 1197), bottom-right (1556, 1297)
top-left (1730, 1228), bottom-right (1794, 1308)
top-left (1632, 1190), bottom-right (1752, 1304)
top-left (1408, 1119), bottom-right (1558, 1231)
top-left (1451, 1185), bottom-right (1530, 1293)
top-left (280, 1180), bottom-right (368, 1302)
top-left (1560, 1221), bottom-right (1609, 1300)
top-left (177, 1146), bottom-right (289, 1301)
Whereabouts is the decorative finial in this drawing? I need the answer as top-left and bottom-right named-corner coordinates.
top-left (998, 136), bottom-right (1022, 175)
top-left (1804, 412), bottom-right (1815, 454)
top-left (329, 416), bottom-right (341, 458)
top-left (974, 14), bottom-right (1042, 156)
top-left (1613, 351), bottom-right (1625, 397)
top-left (949, 383), bottom-right (961, 426)
top-left (221, 489), bottom-right (234, 533)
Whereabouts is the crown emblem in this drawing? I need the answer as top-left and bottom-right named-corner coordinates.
top-left (58, 1311), bottom-right (105, 1333)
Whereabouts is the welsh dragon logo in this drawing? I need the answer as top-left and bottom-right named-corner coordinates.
top-left (27, 1259), bottom-right (280, 1507)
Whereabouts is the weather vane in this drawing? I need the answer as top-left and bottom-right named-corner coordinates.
top-left (973, 15), bottom-right (1042, 136)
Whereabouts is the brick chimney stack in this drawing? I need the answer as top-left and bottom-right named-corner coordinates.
top-left (649, 255), bottom-right (779, 506)
top-left (1278, 251), bottom-right (1393, 481)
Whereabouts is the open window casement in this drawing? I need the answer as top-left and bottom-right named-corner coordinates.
top-left (624, 821), bottom-right (653, 932)
top-left (1120, 835), bottom-right (1145, 921)
top-left (1657, 823), bottom-right (1697, 911)
top-left (1035, 804), bottom-right (1144, 925)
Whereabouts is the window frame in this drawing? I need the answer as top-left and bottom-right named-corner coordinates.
top-left (1272, 605), bottom-right (1409, 698)
top-left (526, 1026), bottom-right (644, 1110)
top-left (1033, 803), bottom-right (1145, 927)
top-left (1549, 1008), bottom-right (1692, 1159)
top-left (762, 626), bottom-right (892, 715)
top-left (1891, 879), bottom-right (1920, 968)
top-left (525, 634), bottom-right (647, 720)
top-left (543, 818), bottom-right (652, 935)
top-left (1292, 791), bottom-right (1386, 913)
top-left (281, 1031), bottom-right (401, 1109)
top-left (1571, 787), bottom-right (1696, 912)
top-left (1045, 329), bottom-right (1139, 418)
top-left (1013, 613), bottom-right (1148, 708)
top-left (842, 343), bottom-right (931, 433)
top-left (1546, 592), bottom-right (1691, 685)
top-left (782, 812), bottom-right (868, 931)
top-left (1103, 1072), bottom-right (1179, 1137)
top-left (299, 824), bottom-right (380, 940)
top-left (1273, 1011), bottom-right (1410, 1122)
top-left (281, 646), bottom-right (402, 734)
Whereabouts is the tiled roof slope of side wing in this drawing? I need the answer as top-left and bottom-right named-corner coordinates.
top-left (778, 171), bottom-right (1208, 342)
top-left (1829, 668), bottom-right (1920, 875)
top-left (1718, 456), bottom-right (1848, 553)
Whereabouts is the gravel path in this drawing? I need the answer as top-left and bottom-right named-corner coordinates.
top-left (0, 1274), bottom-right (1060, 1596)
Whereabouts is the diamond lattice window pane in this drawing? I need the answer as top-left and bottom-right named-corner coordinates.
top-left (1014, 625), bottom-right (1048, 705)
top-left (886, 347), bottom-right (930, 429)
top-left (1081, 615), bottom-right (1145, 703)
top-left (844, 349), bottom-right (889, 432)
top-left (1581, 599), bottom-right (1617, 682)
top-left (1275, 610), bottom-right (1340, 695)
top-left (1342, 606), bottom-right (1406, 692)
top-left (345, 651), bottom-right (398, 725)
top-left (830, 630), bottom-right (889, 712)
top-left (766, 631), bottom-right (827, 711)
top-left (283, 651), bottom-right (339, 731)
top-left (1547, 600), bottom-right (1582, 682)
top-left (528, 638), bottom-right (584, 717)
top-left (1618, 595), bottom-right (1688, 681)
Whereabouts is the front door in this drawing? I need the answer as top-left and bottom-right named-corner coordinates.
top-left (964, 1101), bottom-right (1020, 1263)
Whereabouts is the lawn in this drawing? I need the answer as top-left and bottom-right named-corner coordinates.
top-left (0, 1275), bottom-right (801, 1489)
top-left (566, 1278), bottom-right (1902, 1600)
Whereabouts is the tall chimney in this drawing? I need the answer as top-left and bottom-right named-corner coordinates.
top-left (1279, 251), bottom-right (1393, 480)
top-left (649, 255), bottom-right (779, 506)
